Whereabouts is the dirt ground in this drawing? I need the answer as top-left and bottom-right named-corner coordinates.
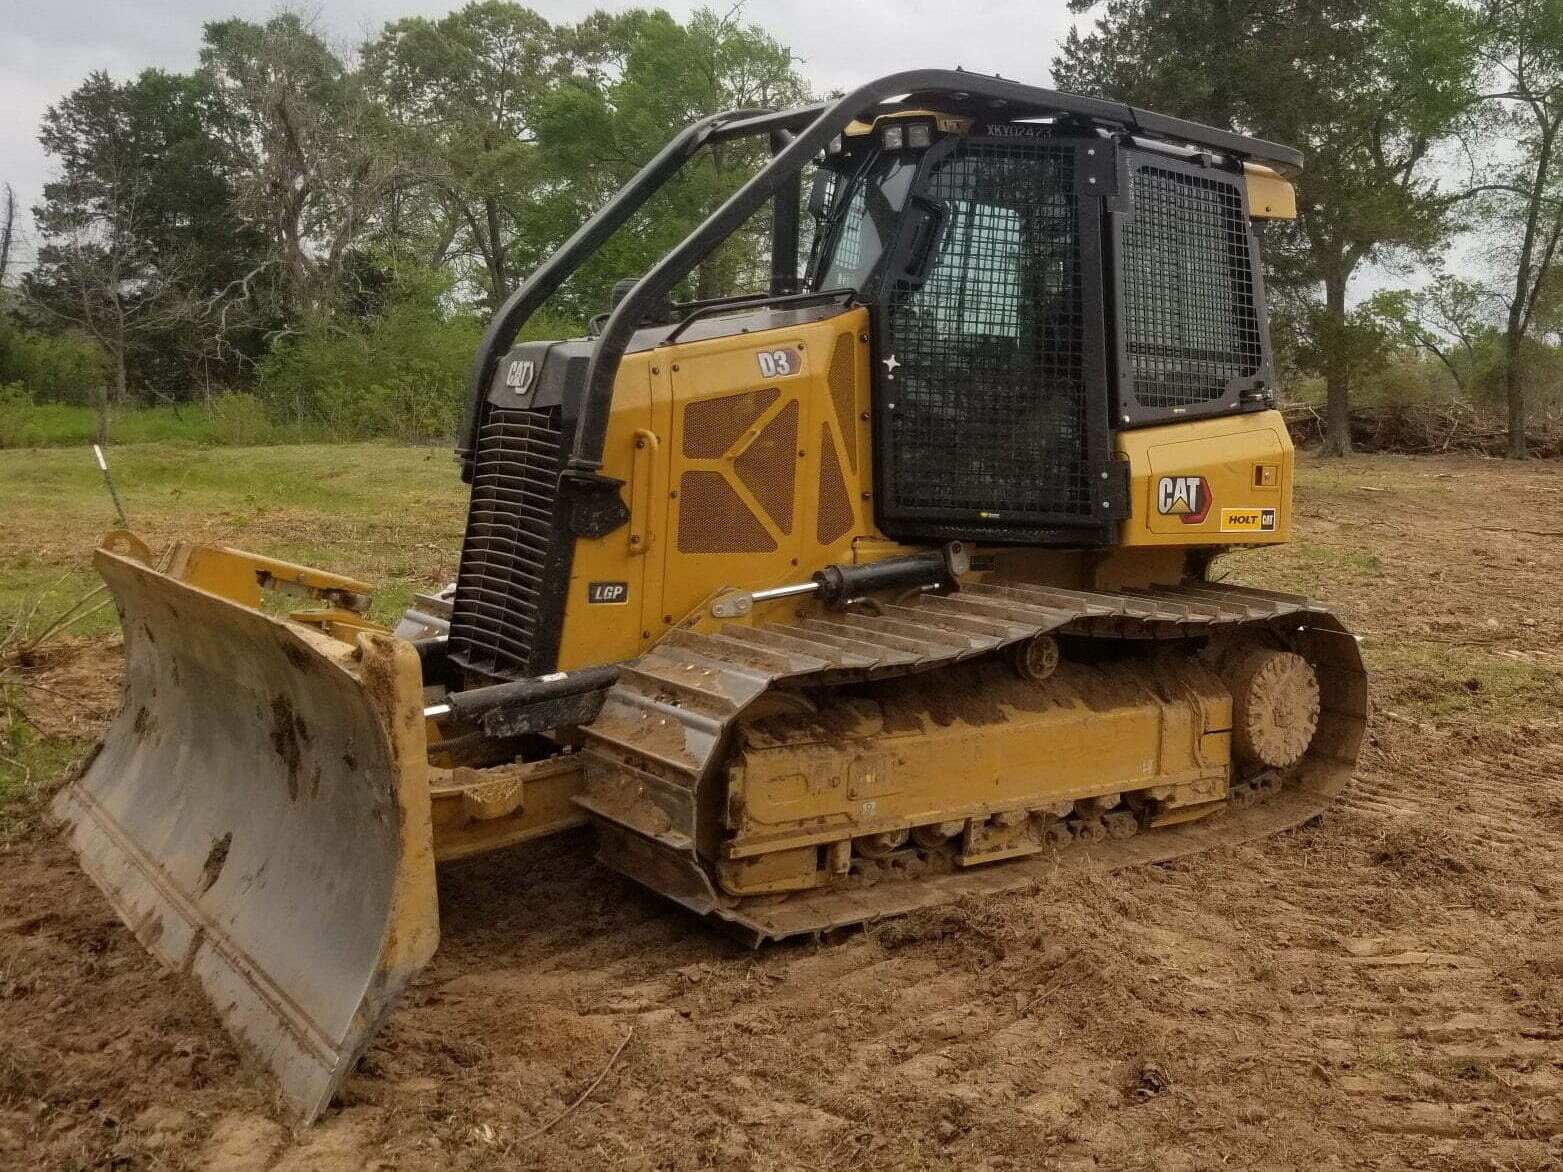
top-left (3, 452), bottom-right (1563, 1170)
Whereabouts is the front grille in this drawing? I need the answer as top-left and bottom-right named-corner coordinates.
top-left (448, 406), bottom-right (570, 680)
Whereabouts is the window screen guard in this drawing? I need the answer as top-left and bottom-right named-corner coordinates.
top-left (871, 135), bottom-right (1123, 544)
top-left (1112, 148), bottom-right (1272, 425)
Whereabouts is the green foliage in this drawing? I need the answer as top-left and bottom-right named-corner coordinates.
top-left (0, 394), bottom-right (326, 449)
top-left (253, 270), bottom-right (495, 441)
top-left (0, 315), bottom-right (107, 401)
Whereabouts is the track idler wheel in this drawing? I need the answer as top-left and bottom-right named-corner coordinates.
top-left (1223, 647), bottom-right (1321, 769)
top-left (1009, 633), bottom-right (1060, 682)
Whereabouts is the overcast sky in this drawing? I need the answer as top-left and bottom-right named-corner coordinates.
top-left (0, 0), bottom-right (1081, 264)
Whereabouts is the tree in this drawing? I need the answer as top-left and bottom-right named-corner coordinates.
top-left (1055, 0), bottom-right (1481, 455)
top-left (1466, 0), bottom-right (1563, 456)
top-left (0, 185), bottom-right (14, 289)
top-left (531, 7), bottom-right (809, 318)
top-left (26, 70), bottom-right (259, 430)
top-left (200, 14), bottom-right (401, 323)
top-left (363, 3), bottom-right (570, 307)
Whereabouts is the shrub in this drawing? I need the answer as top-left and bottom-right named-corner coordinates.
top-left (0, 318), bottom-right (107, 402)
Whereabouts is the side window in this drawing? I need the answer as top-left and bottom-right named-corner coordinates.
top-left (1116, 158), bottom-right (1265, 420)
top-left (908, 199), bottom-right (1023, 338)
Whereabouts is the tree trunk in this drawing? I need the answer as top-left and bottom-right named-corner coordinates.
top-left (1321, 274), bottom-right (1352, 457)
top-left (0, 185), bottom-right (13, 288)
top-left (484, 196), bottom-right (507, 304)
top-left (1504, 346), bottom-right (1527, 458)
top-left (98, 352), bottom-right (127, 445)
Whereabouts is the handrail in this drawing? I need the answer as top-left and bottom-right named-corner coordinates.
top-left (658, 287), bottom-right (854, 348)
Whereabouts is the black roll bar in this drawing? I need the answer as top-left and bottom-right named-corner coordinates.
top-left (459, 68), bottom-right (1305, 484)
top-left (456, 106), bottom-right (772, 476)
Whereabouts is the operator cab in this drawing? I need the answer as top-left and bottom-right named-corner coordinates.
top-left (799, 111), bottom-right (1276, 544)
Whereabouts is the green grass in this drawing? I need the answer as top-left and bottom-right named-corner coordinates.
top-left (0, 687), bottom-right (90, 843)
top-left (0, 442), bottom-right (468, 641)
top-left (1367, 642), bottom-right (1563, 722)
top-left (0, 396), bottom-right (336, 449)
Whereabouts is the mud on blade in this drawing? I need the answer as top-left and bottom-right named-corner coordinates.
top-left (52, 549), bottom-right (438, 1124)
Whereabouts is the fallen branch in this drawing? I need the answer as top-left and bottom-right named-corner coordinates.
top-left (515, 1026), bottom-right (634, 1145)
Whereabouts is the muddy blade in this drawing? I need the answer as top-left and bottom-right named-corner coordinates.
top-left (52, 550), bottom-right (438, 1124)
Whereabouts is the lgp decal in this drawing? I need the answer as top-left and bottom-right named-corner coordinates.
top-left (1220, 507), bottom-right (1278, 534)
top-left (1156, 475), bottom-right (1212, 524)
top-left (587, 581), bottom-right (629, 604)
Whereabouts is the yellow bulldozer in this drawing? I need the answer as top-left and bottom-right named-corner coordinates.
top-left (54, 72), bottom-right (1366, 1123)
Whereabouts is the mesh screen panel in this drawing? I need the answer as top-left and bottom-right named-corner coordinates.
top-left (677, 470), bottom-right (777, 553)
top-left (816, 422), bottom-right (856, 545)
top-left (449, 406), bottom-right (568, 679)
top-left (1119, 162), bottom-right (1262, 412)
top-left (882, 141), bottom-right (1091, 521)
top-left (826, 331), bottom-right (858, 471)
top-left (682, 388), bottom-right (779, 458)
top-left (733, 399), bottom-right (798, 533)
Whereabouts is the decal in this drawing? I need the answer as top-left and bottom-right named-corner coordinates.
top-left (1220, 507), bottom-right (1278, 533)
top-left (505, 358), bottom-right (537, 393)
top-left (755, 346), bottom-right (804, 379)
top-left (587, 581), bottom-right (629, 604)
top-left (1155, 475), bottom-right (1212, 525)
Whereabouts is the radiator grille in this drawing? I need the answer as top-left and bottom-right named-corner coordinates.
top-left (1119, 162), bottom-right (1263, 413)
top-left (448, 406), bottom-right (569, 680)
top-left (881, 140), bottom-right (1092, 523)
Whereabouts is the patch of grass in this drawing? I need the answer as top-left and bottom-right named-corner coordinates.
top-left (0, 443), bottom-right (467, 641)
top-left (0, 397), bottom-right (326, 450)
top-left (0, 686), bottom-right (91, 841)
top-left (1293, 542), bottom-right (1382, 572)
top-left (1368, 640), bottom-right (1563, 723)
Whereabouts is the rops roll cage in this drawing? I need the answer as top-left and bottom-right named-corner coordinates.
top-left (456, 69), bottom-right (1304, 526)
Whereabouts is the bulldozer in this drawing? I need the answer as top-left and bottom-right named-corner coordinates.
top-left (53, 71), bottom-right (1366, 1124)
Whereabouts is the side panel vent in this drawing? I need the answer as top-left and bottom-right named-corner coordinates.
top-left (682, 388), bottom-right (779, 458)
top-left (816, 423), bottom-right (855, 545)
top-left (734, 399), bottom-right (798, 534)
top-left (677, 470), bottom-right (778, 553)
top-left (826, 331), bottom-right (858, 471)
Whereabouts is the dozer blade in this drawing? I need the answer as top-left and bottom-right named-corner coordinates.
top-left (52, 548), bottom-right (438, 1124)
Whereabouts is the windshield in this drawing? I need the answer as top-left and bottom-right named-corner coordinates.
top-left (812, 153), bottom-right (919, 292)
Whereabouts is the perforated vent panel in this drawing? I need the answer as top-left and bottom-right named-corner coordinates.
top-left (677, 470), bottom-right (777, 553)
top-left (682, 388), bottom-right (779, 458)
top-left (733, 399), bottom-right (798, 533)
top-left (449, 406), bottom-right (570, 680)
top-left (1118, 158), bottom-right (1264, 417)
top-left (826, 332), bottom-right (858, 471)
top-left (879, 140), bottom-right (1093, 528)
top-left (816, 422), bottom-right (855, 545)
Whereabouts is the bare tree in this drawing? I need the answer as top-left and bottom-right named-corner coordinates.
top-left (0, 185), bottom-right (14, 288)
